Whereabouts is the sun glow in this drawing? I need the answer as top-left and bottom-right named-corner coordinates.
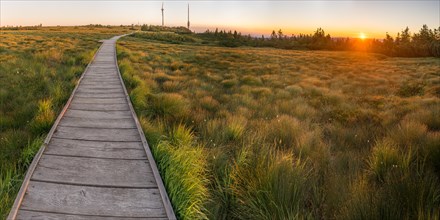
top-left (359, 32), bottom-right (367, 40)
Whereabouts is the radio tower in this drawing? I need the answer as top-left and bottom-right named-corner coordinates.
top-left (187, 3), bottom-right (190, 30)
top-left (161, 2), bottom-right (164, 26)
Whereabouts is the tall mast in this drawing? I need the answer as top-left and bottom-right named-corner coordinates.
top-left (187, 3), bottom-right (190, 30)
top-left (161, 2), bottom-right (164, 26)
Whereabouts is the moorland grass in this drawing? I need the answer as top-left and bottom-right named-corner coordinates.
top-left (117, 31), bottom-right (440, 219)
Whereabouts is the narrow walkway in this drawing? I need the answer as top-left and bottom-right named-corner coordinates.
top-left (8, 36), bottom-right (175, 219)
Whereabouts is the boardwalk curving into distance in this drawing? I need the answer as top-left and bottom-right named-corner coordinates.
top-left (8, 36), bottom-right (176, 219)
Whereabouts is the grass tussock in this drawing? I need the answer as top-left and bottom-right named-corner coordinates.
top-left (231, 144), bottom-right (313, 219)
top-left (148, 93), bottom-right (189, 120)
top-left (30, 99), bottom-right (55, 135)
top-left (153, 125), bottom-right (209, 219)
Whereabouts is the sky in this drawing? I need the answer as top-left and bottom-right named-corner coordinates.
top-left (1, 0), bottom-right (439, 38)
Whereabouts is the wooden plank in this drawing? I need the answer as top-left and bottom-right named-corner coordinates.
top-left (84, 71), bottom-right (117, 79)
top-left (80, 82), bottom-right (121, 89)
top-left (84, 72), bottom-right (117, 75)
top-left (76, 91), bottom-right (124, 96)
top-left (79, 85), bottom-right (122, 89)
top-left (81, 82), bottom-right (121, 86)
top-left (75, 93), bottom-right (126, 98)
top-left (75, 88), bottom-right (124, 94)
top-left (87, 67), bottom-right (117, 71)
top-left (86, 71), bottom-right (117, 75)
top-left (69, 103), bottom-right (129, 111)
top-left (85, 69), bottom-right (116, 73)
top-left (64, 109), bottom-right (132, 119)
top-left (72, 97), bottom-right (127, 104)
top-left (20, 181), bottom-right (166, 217)
top-left (59, 117), bottom-right (136, 129)
top-left (53, 126), bottom-right (141, 142)
top-left (80, 80), bottom-right (121, 83)
top-left (90, 59), bottom-right (115, 61)
top-left (46, 138), bottom-right (146, 159)
top-left (82, 76), bottom-right (118, 80)
top-left (16, 210), bottom-right (168, 220)
top-left (32, 155), bottom-right (156, 188)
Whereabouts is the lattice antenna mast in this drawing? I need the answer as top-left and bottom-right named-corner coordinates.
top-left (187, 3), bottom-right (190, 30)
top-left (161, 2), bottom-right (164, 26)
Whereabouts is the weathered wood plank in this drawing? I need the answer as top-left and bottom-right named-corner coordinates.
top-left (81, 82), bottom-right (121, 86)
top-left (76, 91), bottom-right (124, 96)
top-left (85, 72), bottom-right (118, 75)
top-left (84, 74), bottom-right (118, 79)
top-left (78, 87), bottom-right (122, 91)
top-left (32, 155), bottom-right (156, 187)
top-left (20, 181), bottom-right (166, 217)
top-left (83, 75), bottom-right (118, 79)
top-left (80, 79), bottom-right (121, 83)
top-left (87, 67), bottom-right (117, 71)
top-left (79, 83), bottom-right (121, 89)
top-left (64, 109), bottom-right (132, 119)
top-left (71, 97), bottom-right (127, 104)
top-left (59, 117), bottom-right (136, 128)
top-left (69, 103), bottom-right (129, 111)
top-left (75, 93), bottom-right (126, 98)
top-left (16, 210), bottom-right (168, 220)
top-left (46, 138), bottom-right (146, 159)
top-left (85, 71), bottom-right (117, 74)
top-left (85, 71), bottom-right (118, 75)
top-left (53, 126), bottom-right (141, 142)
top-left (75, 88), bottom-right (124, 94)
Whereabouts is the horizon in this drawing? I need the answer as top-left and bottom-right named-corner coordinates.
top-left (1, 1), bottom-right (439, 39)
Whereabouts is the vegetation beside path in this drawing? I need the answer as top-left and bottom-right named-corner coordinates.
top-left (118, 28), bottom-right (440, 219)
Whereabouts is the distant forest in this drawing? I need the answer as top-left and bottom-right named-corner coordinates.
top-left (198, 25), bottom-right (440, 58)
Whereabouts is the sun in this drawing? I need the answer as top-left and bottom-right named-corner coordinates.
top-left (359, 32), bottom-right (367, 40)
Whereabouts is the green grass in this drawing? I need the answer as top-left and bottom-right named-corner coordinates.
top-left (153, 126), bottom-right (209, 219)
top-left (118, 30), bottom-right (440, 219)
top-left (0, 26), bottom-right (131, 218)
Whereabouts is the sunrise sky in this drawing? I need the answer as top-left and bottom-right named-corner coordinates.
top-left (1, 1), bottom-right (439, 38)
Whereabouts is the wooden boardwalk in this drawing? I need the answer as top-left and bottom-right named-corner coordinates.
top-left (8, 36), bottom-right (176, 220)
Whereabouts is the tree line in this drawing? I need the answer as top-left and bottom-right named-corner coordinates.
top-left (200, 25), bottom-right (440, 57)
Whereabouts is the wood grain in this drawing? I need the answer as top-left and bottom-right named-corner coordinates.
top-left (17, 210), bottom-right (167, 220)
top-left (20, 181), bottom-right (166, 217)
top-left (45, 138), bottom-right (146, 159)
top-left (32, 155), bottom-right (156, 188)
top-left (53, 126), bottom-right (141, 142)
